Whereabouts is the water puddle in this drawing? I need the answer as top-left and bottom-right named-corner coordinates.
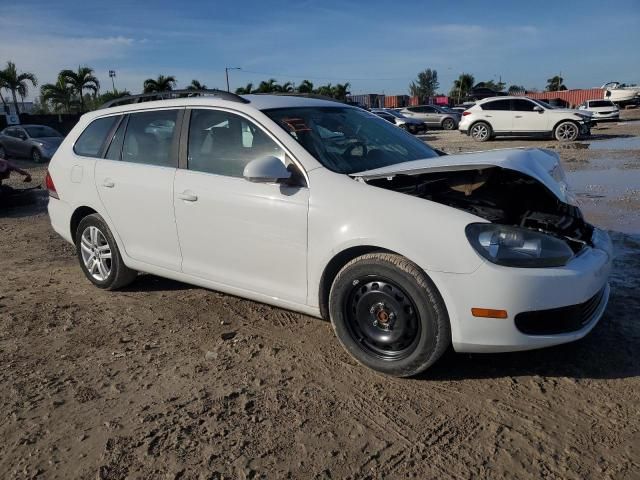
top-left (587, 136), bottom-right (640, 150)
top-left (567, 168), bottom-right (640, 234)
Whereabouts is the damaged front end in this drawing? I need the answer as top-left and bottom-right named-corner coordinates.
top-left (353, 148), bottom-right (595, 260)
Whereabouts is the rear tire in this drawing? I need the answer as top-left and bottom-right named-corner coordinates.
top-left (75, 214), bottom-right (137, 290)
top-left (328, 253), bottom-right (450, 377)
top-left (31, 148), bottom-right (43, 163)
top-left (470, 121), bottom-right (492, 142)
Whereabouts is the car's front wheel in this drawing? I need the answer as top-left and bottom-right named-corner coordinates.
top-left (329, 253), bottom-right (450, 377)
top-left (31, 148), bottom-right (43, 163)
top-left (442, 118), bottom-right (456, 130)
top-left (470, 121), bottom-right (492, 141)
top-left (554, 121), bottom-right (579, 142)
top-left (75, 214), bottom-right (137, 290)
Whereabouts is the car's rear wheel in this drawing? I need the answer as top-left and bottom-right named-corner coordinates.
top-left (470, 121), bottom-right (491, 141)
top-left (329, 253), bottom-right (450, 377)
top-left (554, 121), bottom-right (579, 142)
top-left (31, 148), bottom-right (43, 163)
top-left (442, 118), bottom-right (455, 130)
top-left (75, 214), bottom-right (137, 290)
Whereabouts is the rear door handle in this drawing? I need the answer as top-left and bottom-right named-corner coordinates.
top-left (177, 190), bottom-right (198, 202)
top-left (102, 179), bottom-right (115, 188)
top-left (515, 115), bottom-right (523, 118)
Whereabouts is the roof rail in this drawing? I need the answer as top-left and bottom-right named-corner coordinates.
top-left (100, 89), bottom-right (249, 109)
top-left (250, 92), bottom-right (344, 103)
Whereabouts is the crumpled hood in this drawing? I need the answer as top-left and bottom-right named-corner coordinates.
top-left (352, 148), bottom-right (572, 203)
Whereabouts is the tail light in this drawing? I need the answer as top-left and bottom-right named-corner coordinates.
top-left (462, 111), bottom-right (472, 116)
top-left (45, 171), bottom-right (59, 199)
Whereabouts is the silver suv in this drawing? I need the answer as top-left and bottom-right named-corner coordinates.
top-left (399, 105), bottom-right (460, 130)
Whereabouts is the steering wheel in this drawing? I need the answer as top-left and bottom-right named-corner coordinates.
top-left (344, 141), bottom-right (368, 158)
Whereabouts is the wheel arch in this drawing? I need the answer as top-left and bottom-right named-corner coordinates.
top-left (552, 118), bottom-right (581, 132)
top-left (70, 205), bottom-right (98, 242)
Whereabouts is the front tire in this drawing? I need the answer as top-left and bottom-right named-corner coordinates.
top-left (328, 253), bottom-right (450, 377)
top-left (470, 121), bottom-right (492, 141)
top-left (75, 214), bottom-right (137, 290)
top-left (554, 121), bottom-right (579, 142)
top-left (31, 148), bottom-right (43, 163)
top-left (442, 118), bottom-right (455, 130)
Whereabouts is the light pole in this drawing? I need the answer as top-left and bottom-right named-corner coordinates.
top-left (225, 67), bottom-right (241, 92)
top-left (109, 70), bottom-right (117, 93)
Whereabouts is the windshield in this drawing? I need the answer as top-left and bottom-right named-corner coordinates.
top-left (589, 100), bottom-right (615, 108)
top-left (24, 126), bottom-right (62, 138)
top-left (263, 107), bottom-right (438, 174)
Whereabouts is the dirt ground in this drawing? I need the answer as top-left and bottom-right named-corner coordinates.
top-left (1, 110), bottom-right (639, 479)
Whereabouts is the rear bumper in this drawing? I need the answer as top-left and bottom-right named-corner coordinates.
top-left (430, 228), bottom-right (612, 353)
top-left (48, 196), bottom-right (74, 245)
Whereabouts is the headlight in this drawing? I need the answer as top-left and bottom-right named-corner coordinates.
top-left (35, 141), bottom-right (45, 147)
top-left (465, 224), bottom-right (574, 267)
top-left (576, 113), bottom-right (591, 121)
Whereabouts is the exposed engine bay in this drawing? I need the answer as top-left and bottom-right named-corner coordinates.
top-left (365, 167), bottom-right (594, 252)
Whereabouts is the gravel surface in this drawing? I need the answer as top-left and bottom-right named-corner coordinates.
top-left (1, 109), bottom-right (639, 479)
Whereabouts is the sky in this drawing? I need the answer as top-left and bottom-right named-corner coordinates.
top-left (1, 0), bottom-right (639, 100)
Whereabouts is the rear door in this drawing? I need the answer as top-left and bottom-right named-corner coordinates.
top-left (479, 99), bottom-right (512, 132)
top-left (173, 108), bottom-right (309, 304)
top-left (511, 99), bottom-right (548, 132)
top-left (94, 109), bottom-right (183, 271)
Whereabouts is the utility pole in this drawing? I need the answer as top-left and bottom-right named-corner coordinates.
top-left (225, 67), bottom-right (241, 92)
top-left (109, 70), bottom-right (116, 93)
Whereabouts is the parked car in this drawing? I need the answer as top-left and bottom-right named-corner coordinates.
top-left (459, 96), bottom-right (593, 142)
top-left (466, 85), bottom-right (508, 102)
top-left (46, 91), bottom-right (611, 377)
top-left (0, 124), bottom-right (64, 163)
top-left (371, 108), bottom-right (427, 134)
top-left (399, 105), bottom-right (460, 130)
top-left (577, 99), bottom-right (620, 122)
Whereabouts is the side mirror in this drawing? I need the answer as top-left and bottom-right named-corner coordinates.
top-left (533, 106), bottom-right (544, 113)
top-left (243, 156), bottom-right (291, 183)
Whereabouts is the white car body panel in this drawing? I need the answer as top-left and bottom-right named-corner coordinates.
top-left (47, 94), bottom-right (612, 357)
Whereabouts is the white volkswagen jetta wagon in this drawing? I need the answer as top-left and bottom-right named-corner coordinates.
top-left (46, 91), bottom-right (612, 377)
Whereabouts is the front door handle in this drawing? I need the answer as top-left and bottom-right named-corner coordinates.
top-left (177, 190), bottom-right (198, 202)
top-left (515, 115), bottom-right (523, 118)
top-left (102, 179), bottom-right (115, 188)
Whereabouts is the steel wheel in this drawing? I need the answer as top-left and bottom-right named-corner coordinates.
top-left (80, 226), bottom-right (112, 282)
top-left (442, 118), bottom-right (455, 130)
top-left (32, 149), bottom-right (42, 163)
top-left (344, 277), bottom-right (421, 361)
top-left (470, 122), bottom-right (490, 141)
top-left (555, 122), bottom-right (579, 142)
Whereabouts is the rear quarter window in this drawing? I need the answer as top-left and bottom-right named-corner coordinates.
top-left (74, 116), bottom-right (120, 157)
top-left (481, 99), bottom-right (511, 111)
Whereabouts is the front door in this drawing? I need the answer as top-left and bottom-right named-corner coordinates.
top-left (94, 109), bottom-right (183, 271)
top-left (173, 108), bottom-right (309, 304)
top-left (511, 99), bottom-right (549, 133)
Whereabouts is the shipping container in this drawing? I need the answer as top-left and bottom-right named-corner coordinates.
top-left (523, 88), bottom-right (603, 108)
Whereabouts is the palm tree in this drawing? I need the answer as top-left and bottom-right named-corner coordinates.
top-left (235, 83), bottom-right (254, 94)
top-left (143, 75), bottom-right (177, 93)
top-left (0, 61), bottom-right (37, 114)
top-left (41, 76), bottom-right (75, 113)
top-left (187, 79), bottom-right (207, 91)
top-left (256, 78), bottom-right (279, 93)
top-left (59, 66), bottom-right (100, 112)
top-left (546, 75), bottom-right (567, 92)
top-left (315, 83), bottom-right (333, 97)
top-left (276, 81), bottom-right (294, 93)
top-left (297, 80), bottom-right (314, 94)
top-left (332, 82), bottom-right (351, 101)
top-left (450, 73), bottom-right (475, 103)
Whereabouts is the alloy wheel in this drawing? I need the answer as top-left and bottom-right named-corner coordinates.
top-left (471, 123), bottom-right (489, 141)
top-left (80, 226), bottom-right (112, 281)
top-left (556, 123), bottom-right (578, 141)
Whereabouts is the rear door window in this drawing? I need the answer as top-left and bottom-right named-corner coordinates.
top-left (481, 100), bottom-right (511, 111)
top-left (74, 116), bottom-right (120, 157)
top-left (121, 110), bottom-right (178, 167)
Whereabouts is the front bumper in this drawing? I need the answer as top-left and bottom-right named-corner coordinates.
top-left (431, 228), bottom-right (612, 353)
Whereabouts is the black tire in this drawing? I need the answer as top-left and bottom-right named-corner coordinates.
top-left (442, 118), bottom-right (455, 130)
top-left (328, 253), bottom-right (450, 377)
top-left (75, 213), bottom-right (137, 290)
top-left (31, 148), bottom-right (43, 163)
top-left (470, 121), bottom-right (492, 142)
top-left (0, 145), bottom-right (6, 159)
top-left (554, 121), bottom-right (579, 142)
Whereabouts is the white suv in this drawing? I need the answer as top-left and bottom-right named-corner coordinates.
top-left (46, 91), bottom-right (611, 377)
top-left (459, 96), bottom-right (593, 142)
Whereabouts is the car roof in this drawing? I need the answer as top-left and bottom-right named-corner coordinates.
top-left (476, 96), bottom-right (535, 104)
